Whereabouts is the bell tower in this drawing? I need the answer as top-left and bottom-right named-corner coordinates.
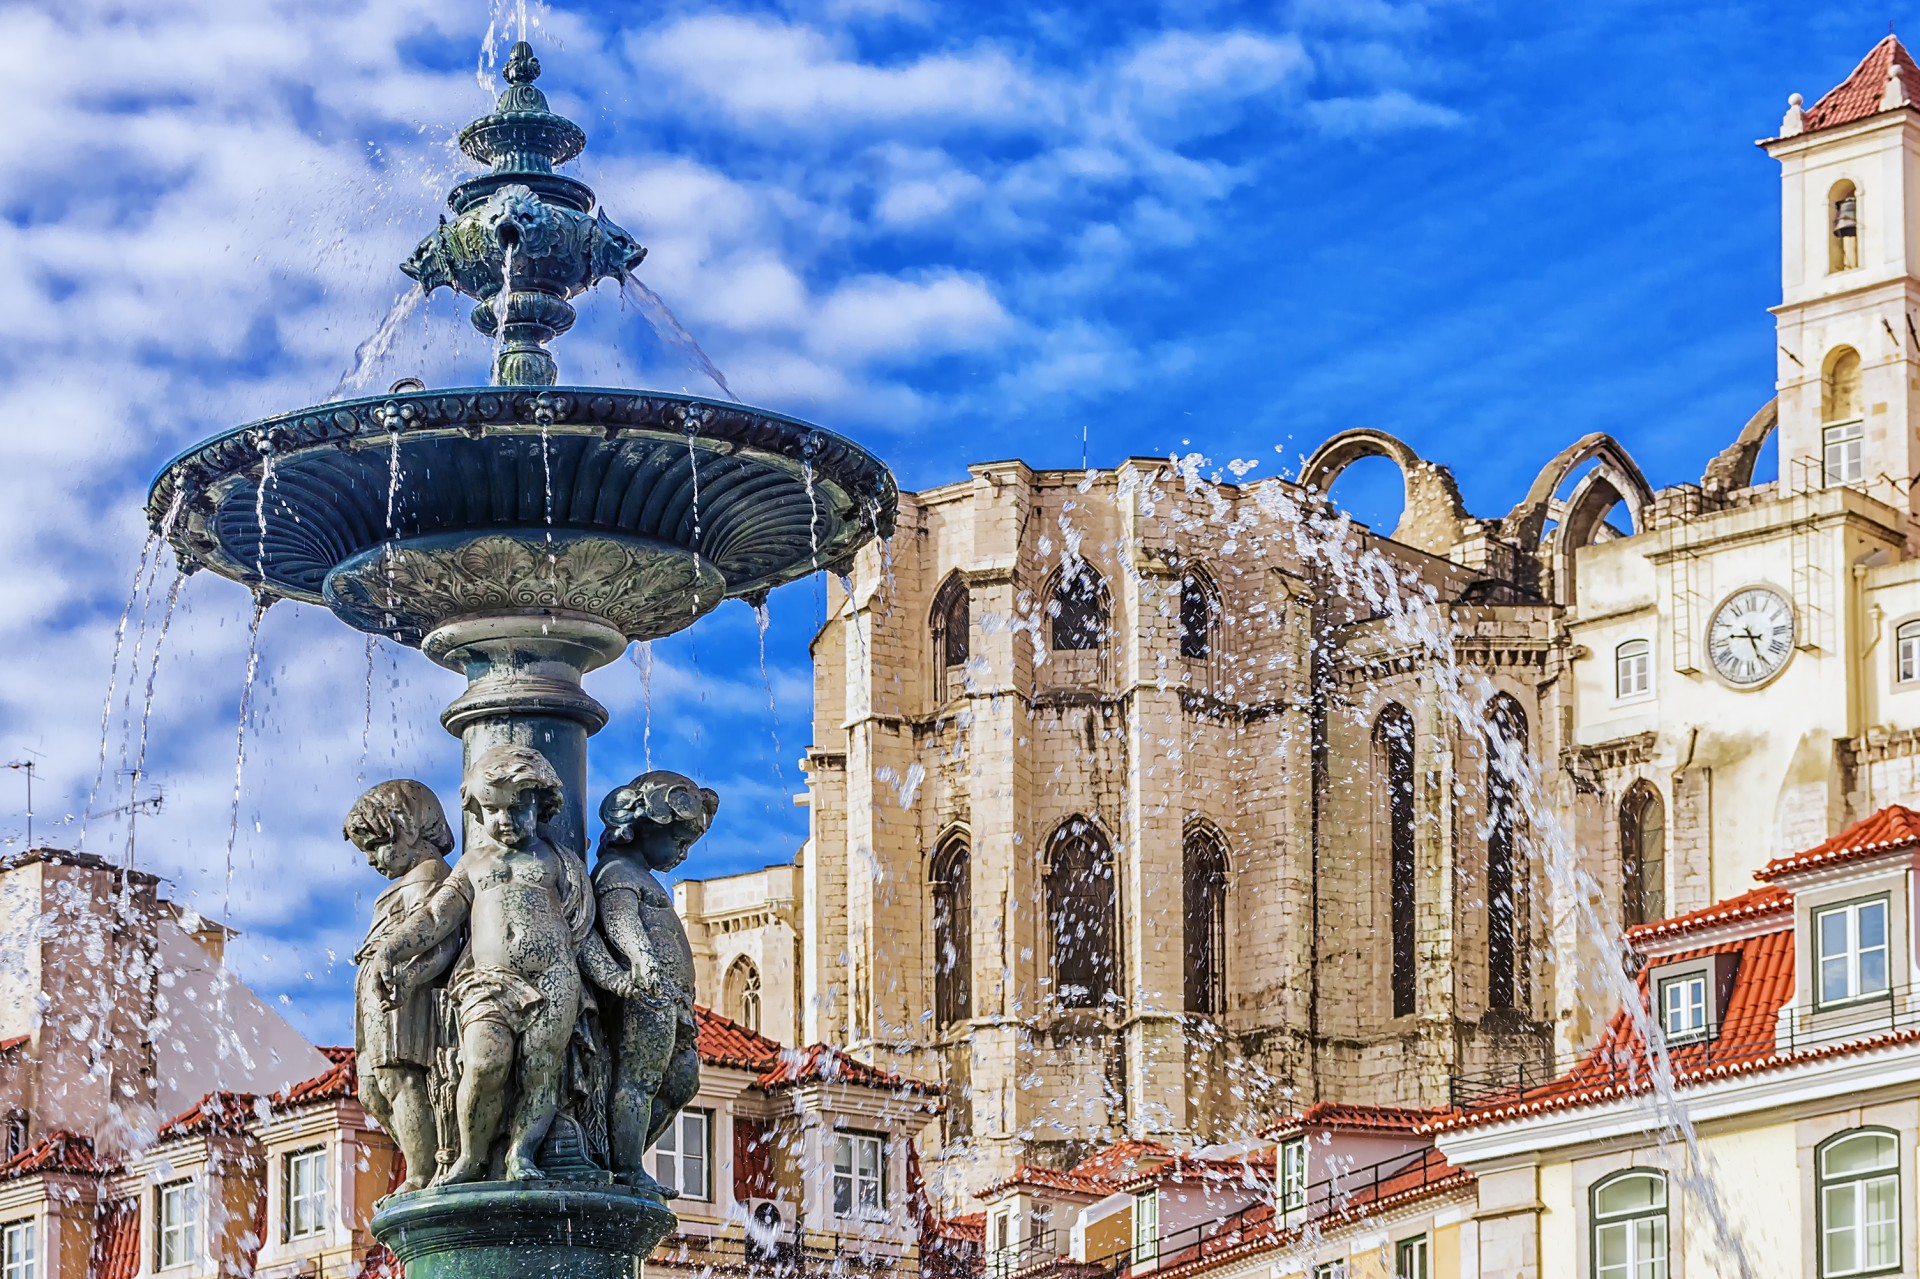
top-left (1765, 37), bottom-right (1920, 518)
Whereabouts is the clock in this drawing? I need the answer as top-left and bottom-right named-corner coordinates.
top-left (1706, 585), bottom-right (1796, 687)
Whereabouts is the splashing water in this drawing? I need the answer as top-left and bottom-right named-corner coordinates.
top-left (123, 572), bottom-right (184, 868)
top-left (621, 277), bottom-right (735, 400)
top-left (754, 602), bottom-right (785, 793)
top-left (629, 641), bottom-right (654, 772)
top-left (476, 0), bottom-right (537, 89)
top-left (80, 526), bottom-right (163, 848)
top-left (331, 288), bottom-right (423, 400)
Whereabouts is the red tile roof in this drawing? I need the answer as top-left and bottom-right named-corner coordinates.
top-left (934, 1212), bottom-right (986, 1244)
top-left (88, 1198), bottom-right (139, 1279)
top-left (1118, 1150), bottom-right (1273, 1193)
top-left (1259, 1102), bottom-right (1442, 1139)
top-left (1758, 804), bottom-right (1920, 880)
top-left (0, 1036), bottom-right (28, 1058)
top-left (755, 1042), bottom-right (942, 1096)
top-left (1429, 924), bottom-right (1798, 1131)
top-left (0, 1131), bottom-right (116, 1179)
top-left (156, 1090), bottom-right (259, 1139)
top-left (272, 1053), bottom-right (357, 1111)
top-left (1626, 883), bottom-right (1791, 943)
top-left (1795, 36), bottom-right (1920, 136)
top-left (976, 1140), bottom-right (1172, 1199)
top-left (693, 1005), bottom-right (783, 1071)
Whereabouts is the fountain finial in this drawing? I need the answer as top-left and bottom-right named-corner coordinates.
top-left (400, 40), bottom-right (645, 386)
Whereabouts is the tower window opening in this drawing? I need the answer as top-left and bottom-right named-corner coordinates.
top-left (931, 837), bottom-right (972, 1029)
top-left (724, 957), bottom-right (762, 1033)
top-left (1620, 781), bottom-right (1666, 929)
top-left (1179, 570), bottom-right (1218, 660)
top-left (1046, 818), bottom-right (1116, 1008)
top-left (1830, 180), bottom-right (1860, 272)
top-left (1182, 824), bottom-right (1228, 1017)
top-left (1377, 705), bottom-right (1417, 1017)
top-left (1049, 564), bottom-right (1111, 651)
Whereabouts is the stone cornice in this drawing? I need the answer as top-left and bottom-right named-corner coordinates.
top-left (1566, 732), bottom-right (1658, 772)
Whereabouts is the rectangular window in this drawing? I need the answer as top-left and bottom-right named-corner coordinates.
top-left (1, 1221), bottom-right (34, 1279)
top-left (1132, 1191), bottom-right (1158, 1266)
top-left (1824, 421), bottom-right (1865, 487)
top-left (651, 1109), bottom-right (711, 1201)
top-left (832, 1132), bottom-right (885, 1219)
top-left (156, 1181), bottom-right (196, 1271)
top-left (1395, 1236), bottom-right (1429, 1279)
top-left (1312, 1263), bottom-right (1348, 1279)
top-left (1816, 898), bottom-right (1891, 1008)
top-left (1821, 1169), bottom-right (1899, 1276)
top-left (1659, 973), bottom-right (1708, 1041)
top-left (1280, 1138), bottom-right (1308, 1211)
top-left (1615, 641), bottom-right (1651, 699)
top-left (1899, 623), bottom-right (1920, 683)
top-left (283, 1147), bottom-right (327, 1241)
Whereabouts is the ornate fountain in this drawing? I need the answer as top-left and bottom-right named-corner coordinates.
top-left (146, 43), bottom-right (895, 1279)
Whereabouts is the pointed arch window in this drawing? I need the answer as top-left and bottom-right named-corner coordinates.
top-left (931, 836), bottom-right (972, 1029)
top-left (724, 958), bottom-right (762, 1033)
top-left (932, 571), bottom-right (970, 682)
top-left (1049, 564), bottom-right (1111, 651)
top-left (1377, 705), bottom-right (1417, 1017)
top-left (1486, 694), bottom-right (1528, 1011)
top-left (1046, 818), bottom-right (1116, 1008)
top-left (1183, 824), bottom-right (1228, 1017)
top-left (1620, 781), bottom-right (1666, 929)
top-left (1179, 569), bottom-right (1219, 660)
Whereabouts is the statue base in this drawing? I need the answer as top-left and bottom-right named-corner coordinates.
top-left (372, 1181), bottom-right (676, 1279)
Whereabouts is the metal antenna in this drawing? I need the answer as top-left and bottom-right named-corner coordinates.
top-left (6, 758), bottom-right (39, 847)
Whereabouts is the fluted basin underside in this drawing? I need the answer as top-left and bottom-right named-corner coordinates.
top-left (148, 386), bottom-right (897, 645)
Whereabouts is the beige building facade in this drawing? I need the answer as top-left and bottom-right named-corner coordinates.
top-left (671, 34), bottom-right (1920, 1210)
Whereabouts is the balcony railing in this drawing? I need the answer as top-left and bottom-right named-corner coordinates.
top-left (650, 1229), bottom-right (917, 1277)
top-left (982, 1145), bottom-right (1461, 1279)
top-left (1448, 979), bottom-right (1920, 1114)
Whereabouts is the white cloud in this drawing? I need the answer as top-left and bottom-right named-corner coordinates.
top-left (810, 272), bottom-right (1011, 362)
top-left (1305, 88), bottom-right (1463, 136)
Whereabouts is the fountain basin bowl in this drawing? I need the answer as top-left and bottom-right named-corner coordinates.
top-left (372, 1180), bottom-right (676, 1279)
top-left (147, 386), bottom-right (896, 645)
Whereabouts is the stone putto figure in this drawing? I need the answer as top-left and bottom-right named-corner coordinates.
top-left (579, 771), bottom-right (714, 1194)
top-left (377, 745), bottom-right (593, 1182)
top-left (347, 780), bottom-right (459, 1193)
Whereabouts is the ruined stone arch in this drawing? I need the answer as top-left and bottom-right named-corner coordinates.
top-left (1044, 813), bottom-right (1118, 1008)
top-left (1701, 398), bottom-right (1779, 497)
top-left (1503, 432), bottom-right (1654, 555)
top-left (1181, 818), bottom-right (1230, 1017)
top-left (1299, 428), bottom-right (1470, 557)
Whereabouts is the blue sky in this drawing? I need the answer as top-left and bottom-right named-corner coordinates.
top-left (0, 0), bottom-right (1892, 1045)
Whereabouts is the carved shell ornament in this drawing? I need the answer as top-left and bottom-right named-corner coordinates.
top-left (323, 531), bottom-right (727, 645)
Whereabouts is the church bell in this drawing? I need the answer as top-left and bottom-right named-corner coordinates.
top-left (1835, 194), bottom-right (1858, 237)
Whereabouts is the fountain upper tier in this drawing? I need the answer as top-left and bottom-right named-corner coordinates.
top-left (146, 386), bottom-right (896, 647)
top-left (145, 41), bottom-right (896, 652)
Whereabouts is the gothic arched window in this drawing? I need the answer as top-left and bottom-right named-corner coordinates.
top-left (1046, 817), bottom-right (1116, 1008)
top-left (1049, 564), bottom-right (1111, 651)
top-left (1183, 824), bottom-right (1228, 1017)
top-left (725, 957), bottom-right (762, 1033)
top-left (1179, 568), bottom-right (1220, 660)
top-left (1620, 781), bottom-right (1666, 929)
top-left (931, 836), bottom-right (972, 1029)
top-left (932, 572), bottom-right (970, 674)
top-left (1377, 704), bottom-right (1417, 1017)
top-left (1486, 694), bottom-right (1528, 1011)
top-left (1822, 345), bottom-right (1865, 487)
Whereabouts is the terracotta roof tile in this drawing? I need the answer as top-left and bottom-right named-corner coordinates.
top-left (976, 1141), bottom-right (1172, 1199)
top-left (1626, 883), bottom-right (1792, 942)
top-left (88, 1198), bottom-right (138, 1279)
top-left (1758, 804), bottom-right (1920, 880)
top-left (1118, 1151), bottom-right (1273, 1193)
top-left (1796, 36), bottom-right (1920, 135)
top-left (1428, 925), bottom-right (1797, 1131)
top-left (0, 1036), bottom-right (28, 1057)
top-left (156, 1090), bottom-right (259, 1140)
top-left (755, 1043), bottom-right (941, 1096)
top-left (934, 1212), bottom-right (986, 1244)
top-left (272, 1053), bottom-right (357, 1110)
top-left (318, 1045), bottom-right (356, 1064)
top-left (1, 1131), bottom-right (116, 1179)
top-left (1259, 1102), bottom-right (1441, 1139)
top-left (693, 1005), bottom-right (783, 1072)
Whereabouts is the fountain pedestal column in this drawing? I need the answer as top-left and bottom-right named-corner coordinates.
top-left (424, 611), bottom-right (627, 855)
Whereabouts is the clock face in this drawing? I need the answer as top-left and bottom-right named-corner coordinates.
top-left (1706, 586), bottom-right (1796, 687)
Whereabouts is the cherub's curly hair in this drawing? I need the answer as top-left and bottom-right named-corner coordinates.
top-left (462, 745), bottom-right (565, 822)
top-left (343, 779), bottom-right (455, 855)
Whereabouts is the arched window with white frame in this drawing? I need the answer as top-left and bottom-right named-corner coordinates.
top-left (1590, 1169), bottom-right (1667, 1279)
top-left (1817, 1128), bottom-right (1899, 1277)
top-left (1615, 639), bottom-right (1651, 699)
top-left (1897, 619), bottom-right (1920, 684)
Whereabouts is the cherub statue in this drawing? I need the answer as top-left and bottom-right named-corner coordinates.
top-left (579, 771), bottom-right (714, 1194)
top-left (347, 780), bottom-right (459, 1193)
top-left (378, 745), bottom-right (593, 1182)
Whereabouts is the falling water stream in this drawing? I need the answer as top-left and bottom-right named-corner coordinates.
top-left (622, 277), bottom-right (735, 400)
